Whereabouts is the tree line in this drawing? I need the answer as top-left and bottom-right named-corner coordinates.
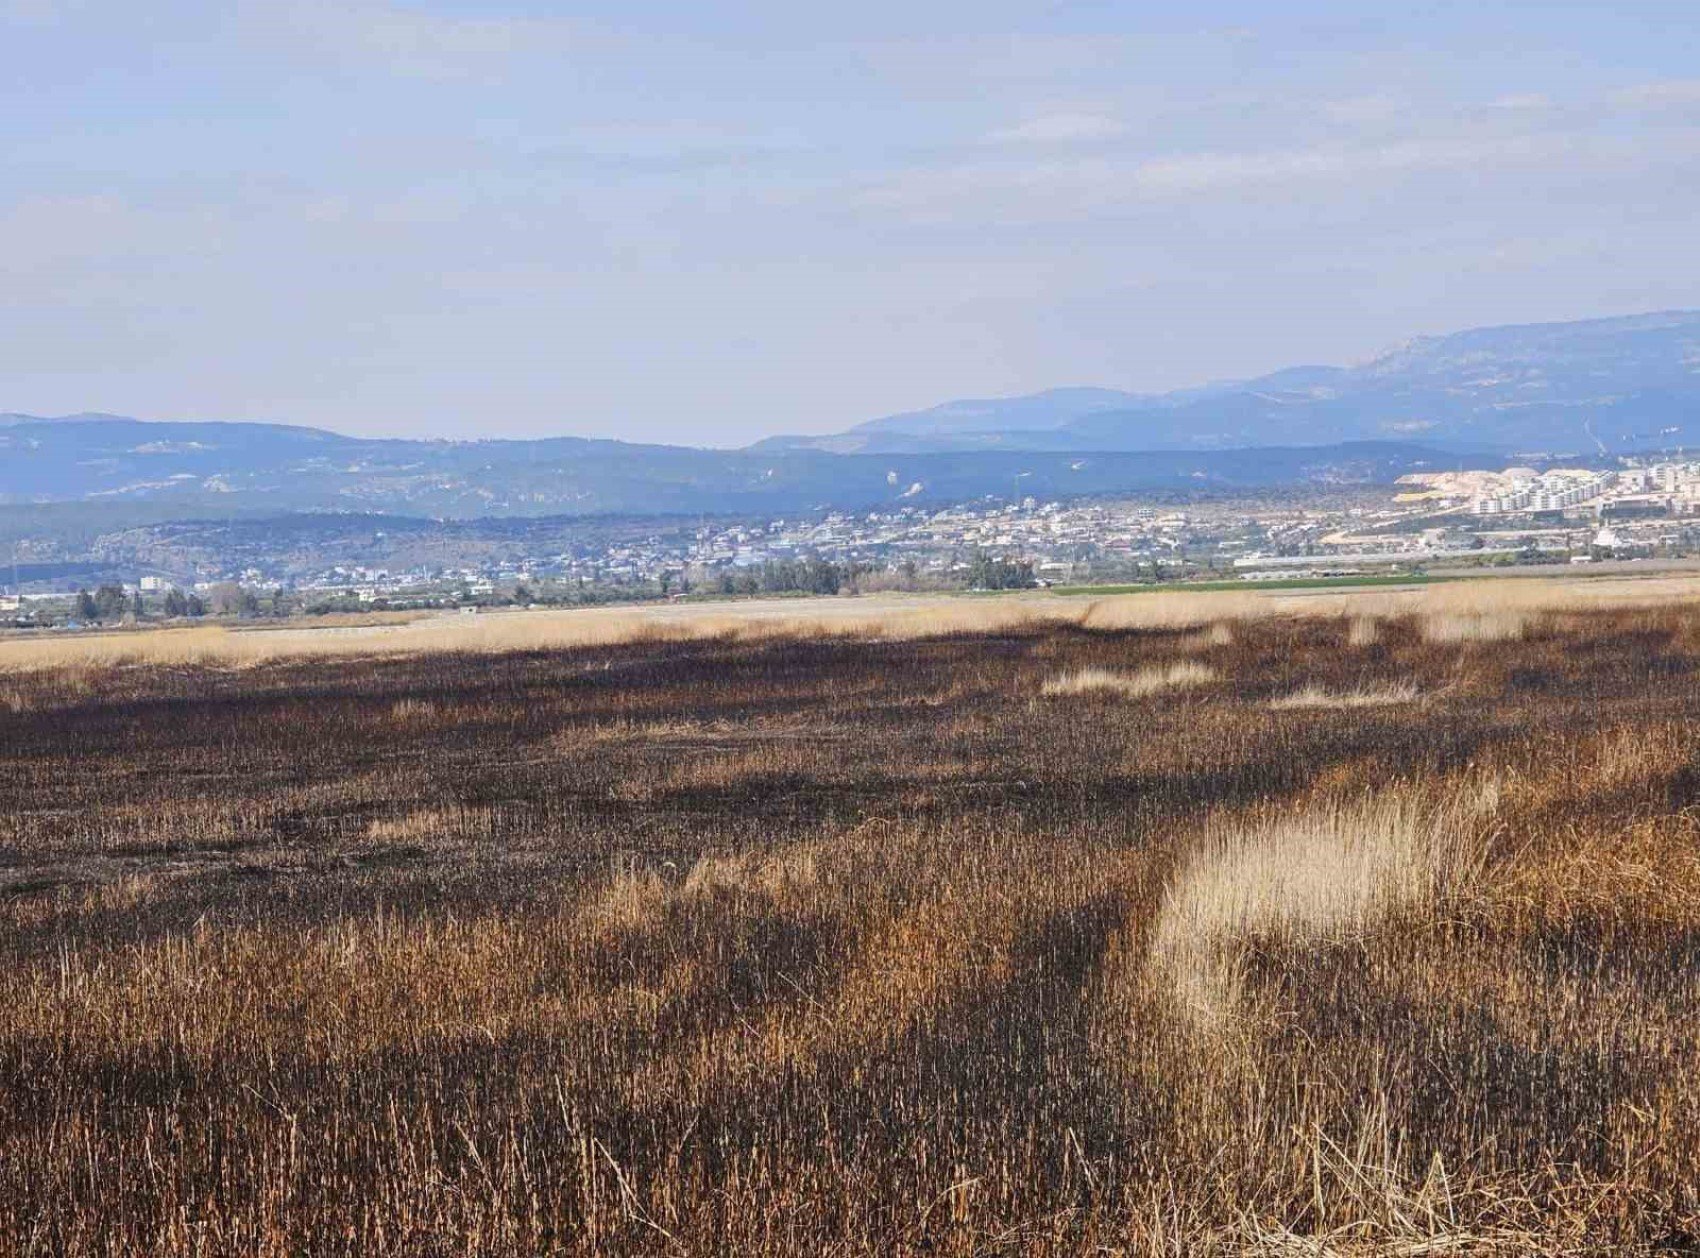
top-left (69, 584), bottom-right (259, 623)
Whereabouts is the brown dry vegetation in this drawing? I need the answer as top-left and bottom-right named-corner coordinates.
top-left (1268, 680), bottom-right (1423, 709)
top-left (3, 590), bottom-right (1700, 1253)
top-left (1041, 660), bottom-right (1218, 699)
top-left (6, 569), bottom-right (1700, 674)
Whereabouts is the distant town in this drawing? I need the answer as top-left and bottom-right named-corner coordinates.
top-left (7, 454), bottom-right (1700, 627)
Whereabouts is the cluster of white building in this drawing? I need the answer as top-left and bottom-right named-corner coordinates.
top-left (1616, 464), bottom-right (1700, 495)
top-left (1470, 468), bottom-right (1612, 515)
top-left (1399, 463), bottom-right (1700, 518)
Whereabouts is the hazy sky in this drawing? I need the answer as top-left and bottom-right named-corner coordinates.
top-left (4, 2), bottom-right (1700, 445)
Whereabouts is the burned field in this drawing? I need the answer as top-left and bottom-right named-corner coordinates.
top-left (3, 602), bottom-right (1700, 1253)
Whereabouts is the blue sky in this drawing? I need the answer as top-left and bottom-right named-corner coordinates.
top-left (3, 2), bottom-right (1699, 445)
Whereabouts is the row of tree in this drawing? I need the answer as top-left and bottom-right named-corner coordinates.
top-left (966, 552), bottom-right (1037, 590)
top-left (70, 584), bottom-right (243, 622)
top-left (64, 551), bottom-right (1039, 624)
top-left (701, 552), bottom-right (1035, 598)
top-left (72, 585), bottom-right (138, 623)
top-left (707, 558), bottom-right (867, 598)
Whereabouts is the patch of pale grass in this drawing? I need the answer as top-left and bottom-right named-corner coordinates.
top-left (684, 844), bottom-right (821, 901)
top-left (1081, 593), bottom-right (1264, 632)
top-left (1151, 790), bottom-right (1486, 1033)
top-left (1421, 611), bottom-right (1530, 643)
top-left (1346, 615), bottom-right (1380, 647)
top-left (7, 570), bottom-right (1700, 673)
top-left (387, 697), bottom-right (439, 726)
top-left (82, 873), bottom-right (160, 914)
top-left (1506, 723), bottom-right (1693, 807)
top-left (1180, 622), bottom-right (1235, 651)
top-left (1041, 661), bottom-right (1217, 699)
top-left (1269, 680), bottom-right (1421, 710)
top-left (364, 805), bottom-right (493, 846)
top-left (581, 867), bottom-right (671, 933)
top-left (1586, 724), bottom-right (1692, 789)
top-left (0, 625), bottom-right (248, 673)
top-left (584, 838), bottom-right (837, 932)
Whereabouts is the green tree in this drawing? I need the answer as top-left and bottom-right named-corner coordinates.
top-left (93, 584), bottom-right (128, 621)
top-left (208, 582), bottom-right (260, 617)
top-left (967, 551), bottom-right (1035, 591)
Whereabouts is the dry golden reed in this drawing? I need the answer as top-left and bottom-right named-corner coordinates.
top-left (8, 569), bottom-right (1700, 674)
top-left (1180, 621), bottom-right (1236, 651)
top-left (1422, 610), bottom-right (1531, 643)
top-left (1041, 660), bottom-right (1217, 699)
top-left (1269, 680), bottom-right (1421, 709)
top-left (3, 598), bottom-right (1700, 1252)
top-left (1151, 788), bottom-right (1488, 1032)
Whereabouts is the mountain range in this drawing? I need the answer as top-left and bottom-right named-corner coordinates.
top-left (760, 310), bottom-right (1700, 455)
top-left (4, 311), bottom-right (1697, 520)
top-left (0, 413), bottom-right (1446, 522)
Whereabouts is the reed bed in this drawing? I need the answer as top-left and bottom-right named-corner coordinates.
top-left (8, 570), bottom-right (1700, 675)
top-left (1041, 660), bottom-right (1218, 699)
top-left (1268, 680), bottom-right (1422, 709)
top-left (1150, 787), bottom-right (1488, 1032)
top-left (1346, 614), bottom-right (1382, 647)
top-left (2, 600), bottom-right (1699, 1252)
top-left (1421, 610), bottom-right (1531, 643)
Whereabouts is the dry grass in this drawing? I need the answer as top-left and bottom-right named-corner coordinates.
top-left (1421, 610), bottom-right (1531, 643)
top-left (364, 804), bottom-right (495, 846)
top-left (1269, 680), bottom-right (1422, 709)
top-left (1151, 788), bottom-right (1488, 1032)
top-left (9, 570), bottom-right (1700, 675)
top-left (3, 604), bottom-right (1700, 1251)
top-left (1346, 614), bottom-right (1381, 647)
top-left (387, 696), bottom-right (440, 725)
top-left (1180, 621), bottom-right (1236, 651)
top-left (1041, 660), bottom-right (1218, 698)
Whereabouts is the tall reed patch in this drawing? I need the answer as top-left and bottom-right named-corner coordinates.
top-left (1180, 621), bottom-right (1236, 651)
top-left (3, 607), bottom-right (1700, 1251)
top-left (1269, 680), bottom-right (1421, 709)
top-left (1041, 660), bottom-right (1217, 699)
top-left (1150, 788), bottom-right (1488, 1032)
top-left (1422, 611), bottom-right (1531, 643)
top-left (8, 570), bottom-right (1700, 675)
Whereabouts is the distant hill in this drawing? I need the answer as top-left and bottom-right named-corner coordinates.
top-left (758, 311), bottom-right (1700, 455)
top-left (0, 412), bottom-right (1464, 521)
top-left (7, 311), bottom-right (1694, 519)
